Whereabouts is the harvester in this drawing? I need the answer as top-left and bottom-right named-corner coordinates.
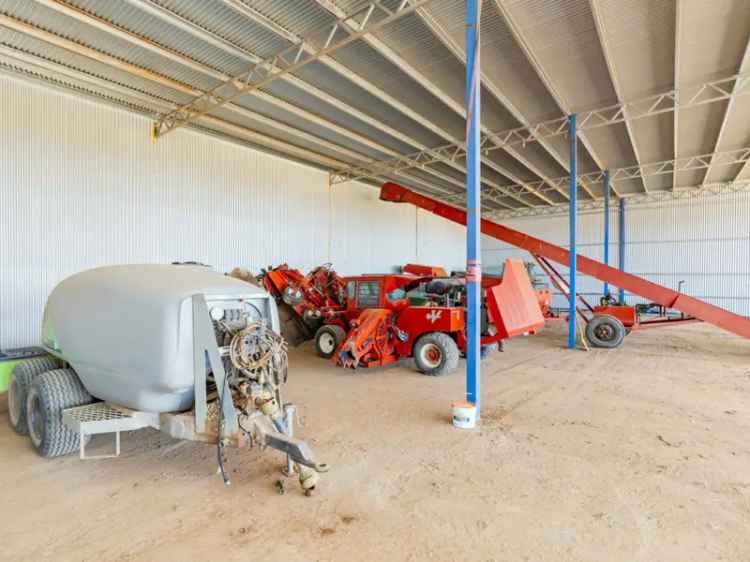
top-left (259, 263), bottom-right (346, 345)
top-left (313, 259), bottom-right (545, 375)
top-left (255, 256), bottom-right (547, 375)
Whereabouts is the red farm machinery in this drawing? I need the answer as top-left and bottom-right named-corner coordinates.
top-left (259, 260), bottom-right (546, 375)
top-left (379, 181), bottom-right (750, 348)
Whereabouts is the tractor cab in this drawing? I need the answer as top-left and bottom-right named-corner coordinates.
top-left (341, 274), bottom-right (430, 318)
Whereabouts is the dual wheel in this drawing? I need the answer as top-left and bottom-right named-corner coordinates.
top-left (7, 357), bottom-right (93, 458)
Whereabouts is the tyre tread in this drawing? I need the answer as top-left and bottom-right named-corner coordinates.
top-left (7, 355), bottom-right (60, 435)
top-left (414, 332), bottom-right (459, 376)
top-left (28, 368), bottom-right (92, 458)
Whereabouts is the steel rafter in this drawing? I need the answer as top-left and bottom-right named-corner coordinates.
top-left (490, 180), bottom-right (750, 220)
top-left (703, 35), bottom-right (750, 186)
top-left (152, 0), bottom-right (435, 138)
top-left (413, 5), bottom-right (563, 204)
top-left (0, 47), bottom-right (350, 170)
top-left (493, 0), bottom-right (602, 199)
top-left (588, 0), bottom-right (648, 193)
top-left (145, 0), bottom-right (528, 206)
top-left (0, 41), bottom-right (483, 205)
top-left (14, 2), bottom-right (485, 192)
top-left (443, 147), bottom-right (750, 205)
top-left (312, 0), bottom-right (558, 204)
top-left (0, 13), bottom-right (382, 162)
top-left (331, 72), bottom-right (750, 185)
top-left (672, 0), bottom-right (682, 191)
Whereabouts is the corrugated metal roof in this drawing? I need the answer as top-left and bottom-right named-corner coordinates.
top-left (0, 0), bottom-right (748, 212)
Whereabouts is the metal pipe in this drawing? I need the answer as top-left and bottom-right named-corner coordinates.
top-left (618, 198), bottom-right (626, 304)
top-left (465, 0), bottom-right (481, 416)
top-left (603, 169), bottom-right (610, 298)
top-left (568, 114), bottom-right (577, 349)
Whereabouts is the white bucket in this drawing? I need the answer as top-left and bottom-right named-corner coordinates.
top-left (451, 401), bottom-right (477, 429)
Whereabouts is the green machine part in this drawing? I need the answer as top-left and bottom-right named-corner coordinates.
top-left (0, 347), bottom-right (47, 392)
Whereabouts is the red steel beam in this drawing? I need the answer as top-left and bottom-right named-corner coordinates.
top-left (380, 182), bottom-right (750, 340)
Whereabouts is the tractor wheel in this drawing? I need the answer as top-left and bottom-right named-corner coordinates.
top-left (585, 314), bottom-right (626, 349)
top-left (26, 369), bottom-right (93, 458)
top-left (413, 332), bottom-right (459, 376)
top-left (315, 325), bottom-right (346, 359)
top-left (7, 355), bottom-right (60, 435)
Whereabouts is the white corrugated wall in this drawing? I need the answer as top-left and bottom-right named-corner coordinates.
top-left (0, 75), bottom-right (466, 348)
top-left (483, 193), bottom-right (750, 316)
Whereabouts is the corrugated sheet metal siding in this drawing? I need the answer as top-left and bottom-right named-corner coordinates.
top-left (0, 74), bottom-right (464, 348)
top-left (483, 194), bottom-right (750, 315)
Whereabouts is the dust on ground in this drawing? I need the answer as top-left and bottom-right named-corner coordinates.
top-left (2, 322), bottom-right (750, 562)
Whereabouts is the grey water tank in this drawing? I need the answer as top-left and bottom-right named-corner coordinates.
top-left (41, 264), bottom-right (277, 413)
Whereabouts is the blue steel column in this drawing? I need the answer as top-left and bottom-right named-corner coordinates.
top-left (618, 198), bottom-right (626, 304)
top-left (602, 170), bottom-right (610, 299)
top-left (465, 0), bottom-right (482, 415)
top-left (567, 114), bottom-right (577, 349)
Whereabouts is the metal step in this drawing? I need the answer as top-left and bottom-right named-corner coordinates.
top-left (62, 402), bottom-right (159, 459)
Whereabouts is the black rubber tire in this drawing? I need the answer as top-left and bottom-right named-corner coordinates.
top-left (7, 356), bottom-right (60, 435)
top-left (26, 368), bottom-right (93, 458)
top-left (413, 332), bottom-right (460, 376)
top-left (314, 325), bottom-right (346, 359)
top-left (585, 314), bottom-right (626, 349)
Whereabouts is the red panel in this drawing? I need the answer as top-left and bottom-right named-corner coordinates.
top-left (593, 305), bottom-right (637, 327)
top-left (403, 263), bottom-right (448, 277)
top-left (486, 259), bottom-right (546, 338)
top-left (381, 182), bottom-right (750, 341)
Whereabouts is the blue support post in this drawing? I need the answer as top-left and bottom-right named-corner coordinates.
top-left (567, 114), bottom-right (577, 350)
top-left (618, 198), bottom-right (626, 304)
top-left (602, 170), bottom-right (610, 299)
top-left (465, 0), bottom-right (482, 416)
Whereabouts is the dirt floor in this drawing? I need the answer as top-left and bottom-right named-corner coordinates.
top-left (2, 322), bottom-right (750, 561)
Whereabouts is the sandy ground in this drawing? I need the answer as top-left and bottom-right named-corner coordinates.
top-left (2, 322), bottom-right (750, 562)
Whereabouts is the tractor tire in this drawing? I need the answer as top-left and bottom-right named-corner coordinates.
top-left (585, 314), bottom-right (626, 349)
top-left (26, 368), bottom-right (93, 458)
top-left (7, 355), bottom-right (60, 435)
top-left (315, 325), bottom-right (346, 359)
top-left (413, 332), bottom-right (459, 376)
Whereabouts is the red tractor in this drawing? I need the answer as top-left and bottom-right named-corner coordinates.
top-left (313, 259), bottom-right (545, 375)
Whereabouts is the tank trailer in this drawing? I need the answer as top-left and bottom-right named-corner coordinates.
top-left (7, 265), bottom-right (327, 495)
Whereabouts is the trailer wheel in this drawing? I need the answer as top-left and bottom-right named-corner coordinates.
top-left (315, 325), bottom-right (346, 359)
top-left (414, 332), bottom-right (459, 376)
top-left (585, 315), bottom-right (626, 349)
top-left (26, 369), bottom-right (93, 458)
top-left (7, 355), bottom-right (60, 435)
